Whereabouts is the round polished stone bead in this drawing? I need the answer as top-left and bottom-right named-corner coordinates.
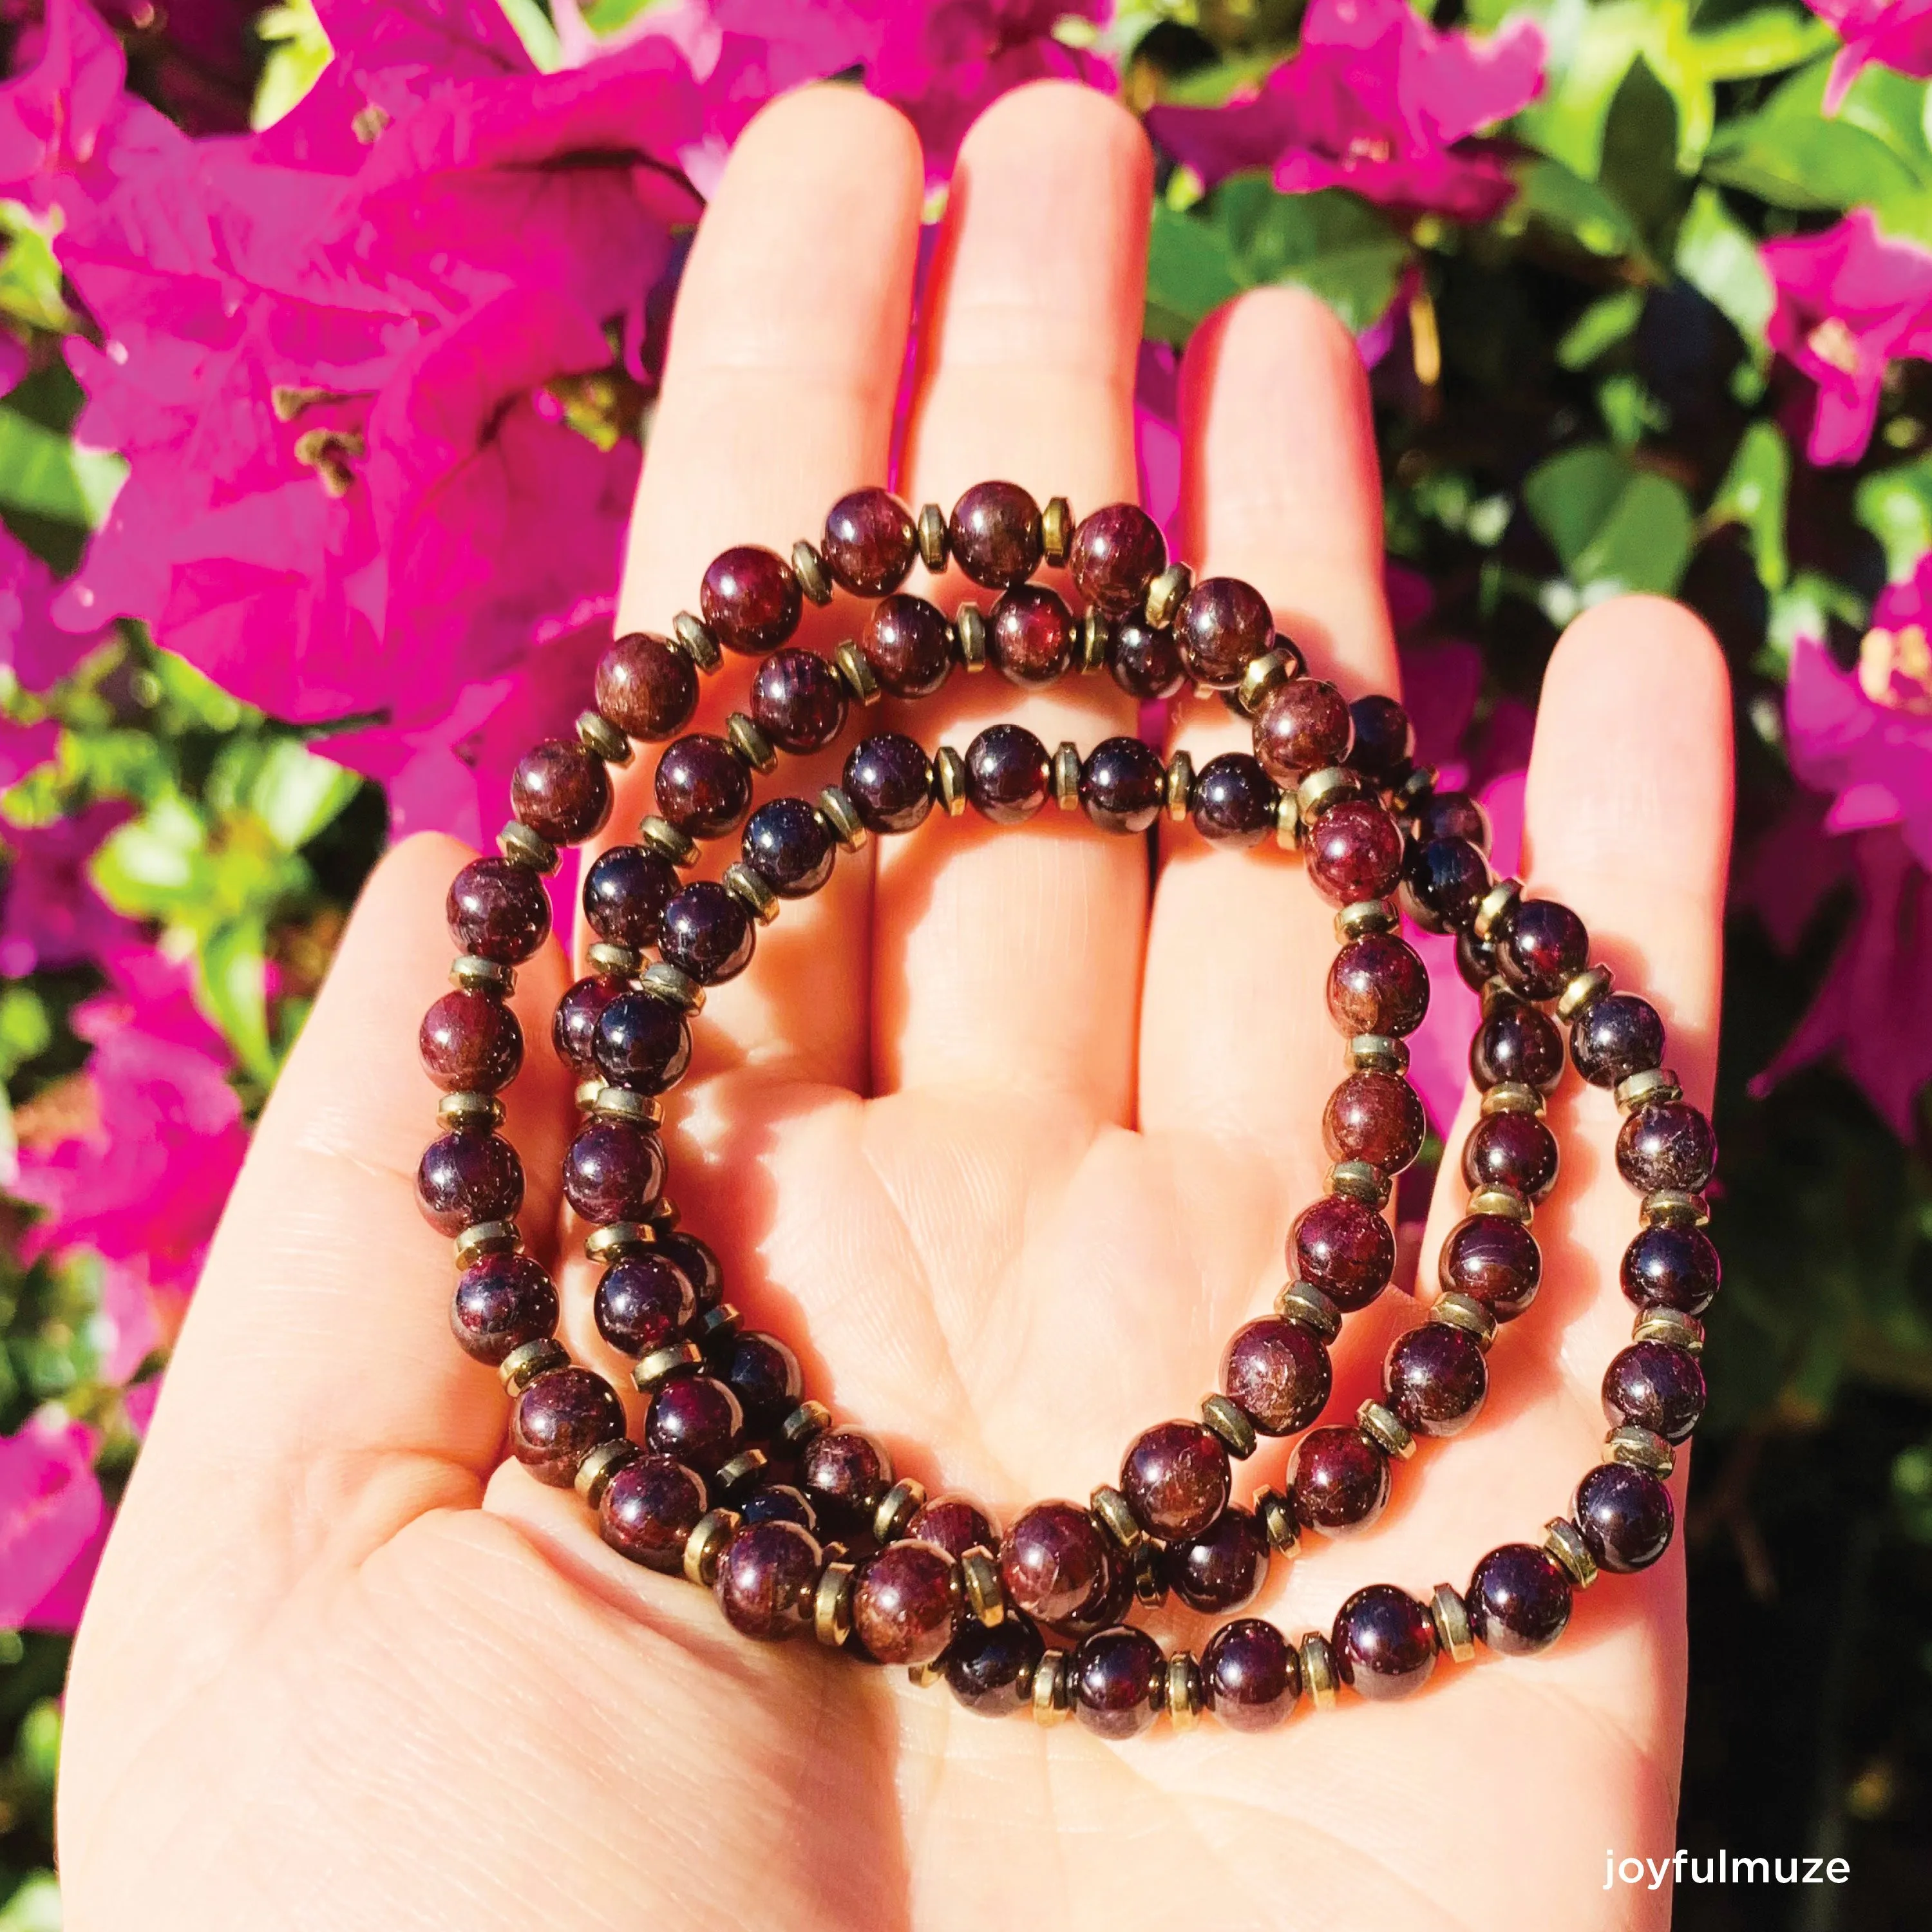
top-left (600, 1452), bottom-right (706, 1570)
top-left (1456, 925), bottom-right (1498, 992)
top-left (1570, 992), bottom-right (1665, 1086)
top-left (822, 486), bottom-right (918, 596)
top-left (999, 1501), bottom-right (1113, 1625)
top-left (843, 732), bottom-right (934, 835)
top-left (1287, 1426), bottom-right (1390, 1536)
top-left (965, 722), bottom-right (1052, 823)
top-left (1575, 1462), bottom-right (1675, 1573)
top-left (1616, 1100), bottom-right (1717, 1193)
top-left (582, 844), bottom-right (679, 950)
top-left (1323, 1069), bottom-right (1426, 1173)
top-left (1468, 1544), bottom-right (1573, 1656)
top-left (1253, 676), bottom-right (1352, 781)
top-left (947, 1612), bottom-right (1045, 1716)
top-left (948, 480), bottom-right (1043, 587)
top-left (1497, 898), bottom-right (1590, 1001)
top-left (1173, 575), bottom-right (1273, 688)
top-left (1439, 1213), bottom-right (1542, 1320)
top-left (1307, 799), bottom-right (1405, 904)
top-left (1347, 695), bottom-right (1415, 785)
top-left (594, 1252), bottom-right (695, 1357)
top-left (415, 1131), bottom-right (522, 1235)
top-left (800, 1428), bottom-right (893, 1538)
top-left (1291, 1193), bottom-right (1396, 1310)
top-left (853, 1540), bottom-right (959, 1665)
top-left (1222, 1317), bottom-right (1331, 1438)
top-left (1079, 735), bottom-right (1166, 834)
top-left (1471, 995), bottom-right (1566, 1092)
top-left (907, 1493), bottom-right (999, 1561)
top-left (1202, 1618), bottom-right (1299, 1732)
top-left (713, 1331), bottom-right (802, 1435)
top-left (1170, 1505), bottom-right (1269, 1614)
top-left (1073, 1625), bottom-right (1163, 1740)
top-left (419, 989), bottom-right (523, 1092)
top-left (716, 1519), bottom-right (822, 1640)
top-left (562, 1119), bottom-right (664, 1224)
top-left (1621, 1224), bottom-right (1721, 1315)
top-left (552, 972), bottom-right (625, 1072)
top-left (596, 632), bottom-right (697, 741)
top-left (592, 989), bottom-right (691, 1092)
top-left (1191, 752), bottom-right (1278, 847)
top-left (1070, 502), bottom-right (1166, 614)
top-left (1413, 790), bottom-right (1490, 849)
top-left (1383, 1321), bottom-right (1488, 1437)
top-left (511, 1367), bottom-right (626, 1487)
top-left (860, 592), bottom-right (953, 698)
top-left (1327, 931), bottom-right (1430, 1037)
top-left (451, 1253), bottom-right (558, 1365)
top-left (1332, 1583), bottom-right (1437, 1700)
top-left (989, 583), bottom-right (1076, 687)
top-left (1057, 1553), bottom-right (1135, 1640)
top-left (701, 544), bottom-right (801, 655)
top-left (739, 1484), bottom-right (818, 1531)
top-left (511, 737), bottom-right (611, 845)
top-left (743, 797), bottom-right (835, 898)
top-left (1461, 1110), bottom-right (1560, 1201)
top-left (645, 1371), bottom-right (744, 1472)
top-left (750, 647), bottom-right (848, 755)
top-left (1121, 1419), bottom-right (1231, 1541)
top-left (1106, 614), bottom-right (1184, 699)
top-left (1603, 1341), bottom-right (1707, 1442)
top-left (655, 734), bottom-right (752, 841)
top-left (447, 857), bottom-right (550, 963)
top-left (660, 880), bottom-right (755, 985)
top-left (1402, 835), bottom-right (1490, 935)
top-left (658, 1229), bottom-right (723, 1309)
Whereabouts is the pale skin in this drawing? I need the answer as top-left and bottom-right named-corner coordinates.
top-left (55, 83), bottom-right (1732, 1931)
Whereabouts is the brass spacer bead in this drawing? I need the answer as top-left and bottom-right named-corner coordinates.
top-left (633, 1341), bottom-right (703, 1391)
top-left (1557, 964), bottom-right (1615, 1023)
top-left (961, 1546), bottom-right (1005, 1626)
top-left (1480, 1081), bottom-right (1545, 1117)
top-left (1468, 1183), bottom-right (1533, 1225)
top-left (684, 1507), bottom-right (740, 1588)
top-left (1430, 1582), bottom-right (1475, 1662)
top-left (1544, 1517), bottom-right (1598, 1589)
top-left (930, 745), bottom-right (967, 816)
top-left (451, 954), bottom-right (515, 997)
top-left (833, 638), bottom-right (882, 705)
top-left (1236, 647), bottom-right (1297, 715)
top-left (1334, 898), bottom-right (1400, 942)
top-left (1275, 1279), bottom-right (1341, 1344)
top-left (1031, 1650), bottom-right (1072, 1725)
top-left (576, 708), bottom-right (632, 766)
top-left (790, 538), bottom-right (832, 606)
top-left (1392, 764), bottom-right (1437, 816)
top-left (640, 960), bottom-right (705, 1012)
top-left (1615, 1066), bottom-right (1683, 1113)
top-left (456, 1220), bottom-right (522, 1266)
top-left (1274, 790), bottom-right (1302, 848)
top-left (1200, 1393), bottom-right (1258, 1459)
top-left (1327, 1159), bottom-right (1390, 1208)
top-left (916, 502), bottom-right (948, 571)
top-left (1089, 1484), bottom-right (1144, 1551)
top-left (587, 940), bottom-right (643, 977)
top-left (1357, 1399), bottom-right (1416, 1461)
top-left (817, 786), bottom-right (868, 852)
top-left (1349, 1033), bottom-right (1409, 1075)
top-left (1634, 1306), bottom-right (1705, 1356)
top-left (1131, 1540), bottom-right (1170, 1607)
top-left (1294, 765), bottom-right (1361, 826)
top-left (1299, 1632), bottom-right (1340, 1710)
top-left (585, 1220), bottom-right (654, 1264)
top-left (694, 1303), bottom-right (741, 1349)
top-left (1052, 741), bottom-right (1081, 811)
top-left (574, 1438), bottom-right (641, 1508)
top-left (575, 1077), bottom-right (607, 1113)
top-left (873, 1477), bottom-right (929, 1544)
top-left (813, 1558), bottom-right (856, 1645)
top-left (498, 820), bottom-right (558, 874)
top-left (1642, 1188), bottom-right (1710, 1228)
top-left (591, 1085), bottom-right (663, 1128)
top-left (952, 600), bottom-right (988, 672)
top-left (1254, 1485), bottom-right (1302, 1557)
top-left (1479, 976), bottom-right (1516, 1019)
top-left (1145, 562), bottom-right (1191, 628)
top-left (499, 1336), bottom-right (569, 1394)
top-left (438, 1091), bottom-right (504, 1133)
top-left (1605, 1425), bottom-right (1676, 1478)
top-left (725, 711), bottom-right (779, 774)
top-left (723, 862), bottom-right (780, 926)
top-left (1079, 607), bottom-right (1109, 672)
top-left (1165, 749), bottom-right (1195, 820)
top-left (1166, 1651), bottom-right (1204, 1732)
top-left (639, 815), bottom-right (700, 867)
top-left (1473, 878), bottom-right (1522, 942)
top-left (781, 1399), bottom-right (831, 1449)
top-left (1430, 1291), bottom-right (1497, 1352)
top-left (645, 1194), bottom-right (681, 1231)
top-left (907, 1660), bottom-right (945, 1688)
top-left (1041, 495), bottom-right (1073, 565)
top-left (671, 612), bottom-right (723, 674)
top-left (713, 1448), bottom-right (770, 1498)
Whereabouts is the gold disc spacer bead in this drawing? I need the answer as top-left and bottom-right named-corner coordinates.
top-left (1200, 1393), bottom-right (1258, 1459)
top-left (640, 960), bottom-right (704, 1012)
top-left (1557, 964), bottom-right (1615, 1021)
top-left (684, 1508), bottom-right (740, 1589)
top-left (498, 821), bottom-right (558, 874)
top-left (713, 1449), bottom-right (769, 1499)
top-left (933, 745), bottom-right (967, 816)
top-left (438, 1092), bottom-right (504, 1133)
top-left (1275, 1279), bottom-right (1341, 1343)
top-left (584, 1221), bottom-right (653, 1264)
top-left (790, 538), bottom-right (831, 605)
top-left (576, 708), bottom-right (632, 766)
top-left (1616, 1066), bottom-right (1683, 1113)
top-left (1089, 1484), bottom-right (1143, 1551)
top-left (670, 612), bottom-right (722, 673)
top-left (961, 1546), bottom-right (1005, 1626)
top-left (1327, 1160), bottom-right (1390, 1208)
top-left (1392, 764), bottom-right (1437, 815)
top-left (1031, 1651), bottom-right (1072, 1725)
top-left (1167, 1651), bottom-right (1204, 1731)
top-left (450, 954), bottom-right (515, 996)
top-left (1430, 1582), bottom-right (1475, 1662)
top-left (499, 1337), bottom-right (569, 1394)
top-left (916, 502), bottom-right (947, 571)
top-left (1430, 1291), bottom-right (1497, 1351)
top-left (591, 1086), bottom-right (663, 1128)
top-left (1642, 1188), bottom-right (1710, 1228)
top-left (833, 638), bottom-right (882, 705)
top-left (639, 815), bottom-right (699, 867)
top-left (1357, 1399), bottom-right (1416, 1460)
top-left (1235, 647), bottom-right (1298, 715)
top-left (1253, 1485), bottom-right (1302, 1557)
top-left (632, 1340), bottom-right (703, 1392)
top-left (817, 786), bottom-right (868, 852)
top-left (1145, 563), bottom-right (1191, 627)
top-left (1334, 897), bottom-right (1399, 942)
top-left (780, 1400), bottom-right (831, 1449)
top-left (1294, 765), bottom-right (1361, 825)
top-left (1079, 608), bottom-right (1108, 672)
top-left (573, 1438), bottom-right (640, 1508)
top-left (587, 940), bottom-right (642, 977)
top-left (1605, 1425), bottom-right (1676, 1478)
top-left (1041, 495), bottom-right (1072, 565)
top-left (813, 1559), bottom-right (856, 1645)
top-left (1164, 749), bottom-right (1195, 820)
top-left (1299, 1632), bottom-right (1340, 1710)
top-left (455, 1220), bottom-right (522, 1267)
top-left (1472, 878), bottom-right (1522, 942)
top-left (724, 711), bottom-right (778, 773)
top-left (1052, 741), bottom-right (1081, 810)
top-left (1634, 1307), bottom-right (1705, 1355)
top-left (1480, 1081), bottom-right (1545, 1117)
top-left (873, 1477), bottom-right (928, 1544)
top-left (1467, 1183), bottom-right (1532, 1225)
top-left (723, 862), bottom-right (779, 925)
top-left (1349, 1033), bottom-right (1409, 1075)
top-left (1544, 1517), bottom-right (1598, 1589)
top-left (952, 600), bottom-right (987, 672)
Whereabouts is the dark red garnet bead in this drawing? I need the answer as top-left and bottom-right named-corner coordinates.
top-left (1439, 1213), bottom-right (1542, 1320)
top-left (947, 1612), bottom-right (1045, 1716)
top-left (511, 737), bottom-right (611, 846)
top-left (966, 723), bottom-right (1052, 824)
top-left (594, 1253), bottom-right (695, 1358)
top-left (989, 583), bottom-right (1075, 687)
top-left (451, 1253), bottom-right (558, 1365)
top-left (844, 732), bottom-right (934, 835)
top-left (853, 1541), bottom-right (958, 1665)
top-left (1191, 753), bottom-right (1278, 848)
top-left (1570, 992), bottom-right (1665, 1086)
top-left (583, 844), bottom-right (679, 950)
top-left (596, 632), bottom-right (697, 741)
top-left (600, 1453), bottom-right (707, 1571)
top-left (1471, 996), bottom-right (1566, 1093)
top-left (561, 1119), bottom-right (664, 1224)
top-left (1402, 836), bottom-right (1490, 935)
top-left (645, 1372), bottom-right (744, 1472)
top-left (1497, 898), bottom-right (1589, 1001)
top-left (1069, 502), bottom-right (1165, 614)
top-left (1383, 1323), bottom-right (1488, 1437)
top-left (1306, 799), bottom-right (1405, 904)
top-left (1254, 677), bottom-right (1352, 781)
top-left (1202, 1618), bottom-right (1299, 1732)
top-left (1413, 790), bottom-right (1489, 848)
top-left (948, 480), bottom-right (1043, 587)
top-left (1121, 1420), bottom-right (1231, 1542)
top-left (717, 1519), bottom-right (822, 1640)
top-left (1574, 1463), bottom-right (1674, 1573)
top-left (1347, 695), bottom-right (1414, 785)
top-left (1056, 1545), bottom-right (1134, 1641)
top-left (743, 797), bottom-right (836, 898)
top-left (1000, 1501), bottom-right (1113, 1627)
top-left (1073, 1625), bottom-right (1163, 1740)
top-left (655, 734), bottom-right (752, 841)
top-left (800, 1428), bottom-right (893, 1537)
top-left (1462, 1110), bottom-right (1560, 1201)
top-left (1173, 576), bottom-right (1273, 688)
top-left (701, 544), bottom-right (801, 655)
top-left (658, 1229), bottom-right (723, 1309)
top-left (1323, 1070), bottom-right (1426, 1173)
top-left (906, 1494), bottom-right (999, 1562)
top-left (861, 592), bottom-right (953, 698)
top-left (553, 973), bottom-right (625, 1072)
top-left (1621, 1224), bottom-right (1721, 1315)
top-left (1079, 736), bottom-right (1166, 834)
top-left (1616, 1101), bottom-right (1717, 1193)
top-left (419, 989), bottom-right (522, 1093)
top-left (751, 647), bottom-right (848, 755)
top-left (661, 880), bottom-right (755, 984)
top-left (511, 1367), bottom-right (626, 1487)
top-left (415, 1131), bottom-right (522, 1235)
top-left (1602, 1342), bottom-right (1707, 1442)
top-left (1332, 1584), bottom-right (1437, 1700)
top-left (1327, 931), bottom-right (1430, 1037)
top-left (1287, 1426), bottom-right (1390, 1536)
top-left (592, 989), bottom-right (691, 1092)
top-left (739, 1485), bottom-right (818, 1531)
top-left (1170, 1506), bottom-right (1269, 1615)
top-left (713, 1331), bottom-right (802, 1434)
top-left (1290, 1193), bottom-right (1396, 1310)
top-left (822, 487), bottom-right (918, 596)
top-left (447, 857), bottom-right (550, 964)
top-left (1468, 1544), bottom-right (1573, 1656)
top-left (1456, 925), bottom-right (1498, 992)
top-left (1106, 614), bottom-right (1184, 699)
top-left (1222, 1316), bottom-right (1331, 1435)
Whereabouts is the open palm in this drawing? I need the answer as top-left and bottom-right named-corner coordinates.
top-left (56, 83), bottom-right (1732, 1932)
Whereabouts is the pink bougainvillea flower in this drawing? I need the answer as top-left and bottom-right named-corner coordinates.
top-left (0, 0), bottom-right (122, 197)
top-left (1148, 0), bottom-right (1545, 221)
top-left (0, 1412), bottom-right (104, 1632)
top-left (1806, 0), bottom-right (1932, 112)
top-left (0, 522), bottom-right (101, 691)
top-left (0, 717), bottom-right (58, 786)
top-left (0, 797), bottom-right (140, 975)
top-left (1763, 208), bottom-right (1932, 465)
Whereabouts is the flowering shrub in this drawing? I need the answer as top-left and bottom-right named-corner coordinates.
top-left (5, 0), bottom-right (1932, 1908)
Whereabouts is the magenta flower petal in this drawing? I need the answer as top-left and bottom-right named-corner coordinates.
top-left (0, 1413), bottom-right (104, 1633)
top-left (0, 718), bottom-right (60, 788)
top-left (1807, 1), bottom-right (1932, 112)
top-left (0, 0), bottom-right (124, 198)
top-left (0, 797), bottom-right (141, 976)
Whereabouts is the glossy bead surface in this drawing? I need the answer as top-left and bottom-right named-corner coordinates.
top-left (655, 734), bottom-right (752, 841)
top-left (552, 973), bottom-right (625, 1072)
top-left (1471, 996), bottom-right (1566, 1092)
top-left (989, 583), bottom-right (1075, 687)
top-left (1413, 790), bottom-right (1489, 848)
top-left (1327, 932), bottom-right (1430, 1037)
top-left (1287, 1426), bottom-right (1390, 1536)
top-left (1497, 899), bottom-right (1590, 1001)
top-left (596, 632), bottom-right (697, 741)
top-left (511, 1367), bottom-right (626, 1487)
top-left (1323, 1070), bottom-right (1426, 1173)
top-left (415, 1131), bottom-right (522, 1235)
top-left (743, 797), bottom-right (835, 898)
top-left (739, 1484), bottom-right (817, 1531)
top-left (1106, 615), bottom-right (1184, 699)
top-left (750, 647), bottom-right (848, 755)
top-left (1575, 1462), bottom-right (1675, 1573)
top-left (800, 1428), bottom-right (893, 1537)
top-left (822, 487), bottom-right (918, 595)
top-left (1468, 1544), bottom-right (1573, 1655)
top-left (594, 1253), bottom-right (695, 1357)
top-left (1070, 502), bottom-right (1165, 614)
top-left (965, 723), bottom-right (1051, 823)
top-left (511, 737), bottom-right (611, 845)
top-left (1383, 1322), bottom-right (1488, 1437)
top-left (1621, 1224), bottom-right (1721, 1315)
top-left (1000, 1501), bottom-right (1113, 1626)
top-left (1307, 800), bottom-right (1404, 904)
top-left (1170, 1506), bottom-right (1269, 1614)
top-left (1174, 576), bottom-right (1273, 688)
top-left (844, 732), bottom-right (934, 835)
top-left (714, 1331), bottom-right (802, 1435)
top-left (1439, 1214), bottom-right (1542, 1320)
top-left (1347, 695), bottom-right (1414, 784)
top-left (451, 1253), bottom-right (558, 1364)
top-left (1121, 1420), bottom-right (1231, 1541)
top-left (1056, 1552), bottom-right (1134, 1640)
top-left (701, 544), bottom-right (800, 654)
top-left (1202, 1618), bottom-right (1299, 1732)
top-left (1291, 1193), bottom-right (1396, 1310)
top-left (947, 1613), bottom-right (1044, 1716)
top-left (1222, 1316), bottom-right (1331, 1435)
top-left (716, 1519), bottom-right (820, 1640)
top-left (860, 593), bottom-right (952, 698)
top-left (1461, 1111), bottom-right (1560, 1201)
top-left (1191, 753), bottom-right (1278, 847)
top-left (658, 1230), bottom-right (723, 1309)
top-left (660, 880), bottom-right (755, 984)
top-left (1079, 735), bottom-right (1166, 834)
top-left (419, 989), bottom-right (522, 1092)
top-left (907, 1494), bottom-right (999, 1562)
top-left (582, 844), bottom-right (678, 950)
top-left (447, 857), bottom-right (549, 963)
top-left (1073, 1626), bottom-right (1163, 1740)
top-left (853, 1541), bottom-right (958, 1665)
top-left (1603, 1341), bottom-right (1707, 1442)
top-left (1455, 925), bottom-right (1498, 992)
top-left (1402, 835), bottom-right (1490, 935)
top-left (562, 1119), bottom-right (664, 1224)
top-left (1254, 677), bottom-right (1352, 781)
top-left (592, 990), bottom-right (691, 1092)
top-left (1616, 1101), bottom-right (1717, 1193)
top-left (600, 1452), bottom-right (706, 1570)
top-left (949, 480), bottom-right (1042, 587)
top-left (1571, 992), bottom-right (1666, 1086)
top-left (1332, 1584), bottom-right (1437, 1700)
top-left (645, 1372), bottom-right (744, 1472)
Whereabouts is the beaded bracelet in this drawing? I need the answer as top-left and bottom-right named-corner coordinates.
top-left (413, 483), bottom-right (1715, 1737)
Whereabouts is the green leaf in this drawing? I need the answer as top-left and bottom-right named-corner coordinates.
top-left (498, 0), bottom-right (562, 70)
top-left (1505, 157), bottom-right (1645, 263)
top-left (0, 203), bottom-right (77, 336)
top-left (1557, 288), bottom-right (1647, 369)
top-left (245, 739), bottom-right (361, 853)
top-left (1856, 451), bottom-right (1932, 580)
top-left (580, 0), bottom-right (655, 32)
top-left (199, 916), bottom-right (275, 1086)
top-left (251, 2), bottom-right (333, 133)
top-left (93, 791), bottom-right (205, 913)
top-left (0, 983), bottom-right (52, 1079)
top-left (0, 409), bottom-right (125, 527)
top-left (0, 1872), bottom-right (62, 1932)
top-left (1674, 185), bottom-right (1775, 357)
top-left (1708, 420), bottom-right (1791, 591)
top-left (1523, 442), bottom-right (1696, 601)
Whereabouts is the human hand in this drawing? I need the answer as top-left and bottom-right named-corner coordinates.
top-left (56, 82), bottom-right (1732, 1931)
